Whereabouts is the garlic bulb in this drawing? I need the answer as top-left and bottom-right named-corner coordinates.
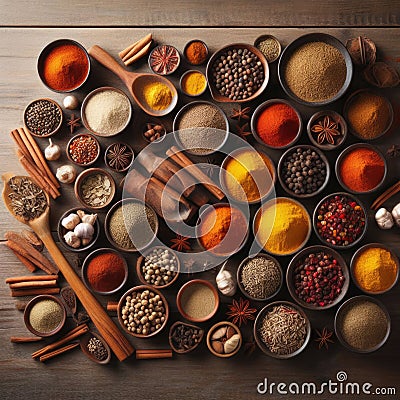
top-left (63, 95), bottom-right (79, 110)
top-left (76, 210), bottom-right (97, 225)
top-left (56, 165), bottom-right (77, 184)
top-left (391, 203), bottom-right (400, 227)
top-left (61, 213), bottom-right (80, 230)
top-left (216, 263), bottom-right (236, 296)
top-left (375, 208), bottom-right (394, 230)
top-left (44, 139), bottom-right (61, 161)
top-left (74, 222), bottom-right (94, 239)
top-left (224, 334), bottom-right (240, 354)
top-left (64, 231), bottom-right (81, 249)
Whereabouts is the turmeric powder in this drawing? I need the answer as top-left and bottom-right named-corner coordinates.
top-left (353, 247), bottom-right (398, 293)
top-left (143, 81), bottom-right (172, 110)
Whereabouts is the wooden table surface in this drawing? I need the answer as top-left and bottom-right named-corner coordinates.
top-left (1, 2), bottom-right (400, 400)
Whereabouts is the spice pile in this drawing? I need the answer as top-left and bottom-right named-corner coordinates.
top-left (170, 323), bottom-right (203, 352)
top-left (80, 172), bottom-right (113, 208)
top-left (68, 134), bottom-right (99, 165)
top-left (184, 41), bottom-right (208, 65)
top-left (180, 282), bottom-right (216, 321)
top-left (28, 298), bottom-right (64, 335)
top-left (181, 71), bottom-right (207, 96)
top-left (143, 82), bottom-right (172, 111)
top-left (141, 248), bottom-right (178, 286)
top-left (87, 336), bottom-right (109, 361)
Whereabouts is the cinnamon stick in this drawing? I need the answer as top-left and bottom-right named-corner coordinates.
top-left (32, 324), bottom-right (89, 359)
top-left (107, 302), bottom-right (118, 312)
top-left (9, 280), bottom-right (58, 289)
top-left (10, 336), bottom-right (43, 343)
top-left (11, 287), bottom-right (60, 297)
top-left (10, 129), bottom-right (34, 163)
top-left (371, 181), bottom-right (400, 210)
top-left (10, 249), bottom-right (37, 272)
top-left (135, 349), bottom-right (173, 360)
top-left (39, 342), bottom-right (80, 362)
top-left (124, 41), bottom-right (152, 66)
top-left (119, 33), bottom-right (152, 60)
top-left (6, 275), bottom-right (58, 284)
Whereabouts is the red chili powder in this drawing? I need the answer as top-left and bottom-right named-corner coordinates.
top-left (256, 103), bottom-right (300, 147)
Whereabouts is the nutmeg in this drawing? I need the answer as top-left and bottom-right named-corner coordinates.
top-left (211, 340), bottom-right (224, 354)
top-left (346, 36), bottom-right (376, 65)
top-left (226, 326), bottom-right (236, 339)
top-left (364, 62), bottom-right (400, 88)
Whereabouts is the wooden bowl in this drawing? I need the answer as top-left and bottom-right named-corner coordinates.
top-left (57, 207), bottom-right (100, 253)
top-left (206, 321), bottom-right (242, 358)
top-left (24, 295), bottom-right (66, 337)
top-left (254, 301), bottom-right (311, 359)
top-left (206, 43), bottom-right (269, 103)
top-left (254, 34), bottom-right (282, 63)
top-left (74, 168), bottom-right (116, 211)
top-left (117, 285), bottom-right (169, 338)
top-left (183, 40), bottom-right (209, 65)
top-left (277, 144), bottom-right (330, 198)
top-left (80, 331), bottom-right (111, 364)
top-left (136, 246), bottom-right (180, 289)
top-left (278, 33), bottom-right (353, 107)
top-left (335, 143), bottom-right (387, 194)
top-left (169, 321), bottom-right (204, 354)
top-left (148, 44), bottom-right (180, 76)
top-left (66, 133), bottom-right (101, 167)
top-left (350, 243), bottom-right (399, 295)
top-left (176, 279), bottom-right (219, 323)
top-left (82, 248), bottom-right (128, 295)
top-left (286, 245), bottom-right (350, 310)
top-left (104, 142), bottom-right (134, 173)
top-left (142, 121), bottom-right (167, 144)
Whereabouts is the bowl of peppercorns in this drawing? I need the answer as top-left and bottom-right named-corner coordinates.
top-left (286, 245), bottom-right (350, 310)
top-left (278, 145), bottom-right (330, 198)
top-left (313, 192), bottom-right (368, 249)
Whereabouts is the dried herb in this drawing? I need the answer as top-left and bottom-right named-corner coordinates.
top-left (230, 105), bottom-right (251, 122)
top-left (387, 144), bottom-right (400, 158)
top-left (311, 115), bottom-right (341, 145)
top-left (236, 123), bottom-right (252, 140)
top-left (315, 327), bottom-right (334, 350)
top-left (106, 143), bottom-right (134, 172)
top-left (67, 114), bottom-right (81, 134)
top-left (170, 234), bottom-right (192, 252)
top-left (226, 298), bottom-right (257, 327)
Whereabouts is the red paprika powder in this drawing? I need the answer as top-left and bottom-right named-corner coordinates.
top-left (255, 103), bottom-right (300, 147)
top-left (86, 252), bottom-right (126, 293)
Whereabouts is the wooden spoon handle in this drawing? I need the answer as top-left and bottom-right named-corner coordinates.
top-left (39, 231), bottom-right (134, 361)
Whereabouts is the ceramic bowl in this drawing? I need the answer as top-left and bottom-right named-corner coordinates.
top-left (37, 39), bottom-right (90, 93)
top-left (183, 40), bottom-right (209, 65)
top-left (206, 321), bottom-right (242, 358)
top-left (176, 279), bottom-right (219, 323)
top-left (334, 295), bottom-right (391, 353)
top-left (24, 295), bottom-right (66, 337)
top-left (80, 331), bottom-right (111, 364)
top-left (118, 285), bottom-right (169, 338)
top-left (104, 142), bottom-right (134, 173)
top-left (169, 321), bottom-right (204, 354)
top-left (82, 248), bottom-right (128, 295)
top-left (74, 168), bottom-right (116, 210)
top-left (148, 44), bottom-right (180, 75)
top-left (136, 246), bottom-right (180, 289)
top-left (254, 300), bottom-right (311, 359)
top-left (57, 207), bottom-right (100, 253)
top-left (350, 243), bottom-right (399, 295)
top-left (286, 245), bottom-right (350, 310)
top-left (254, 34), bottom-right (282, 63)
top-left (23, 98), bottom-right (63, 138)
top-left (277, 144), bottom-right (330, 198)
top-left (206, 43), bottom-right (269, 103)
top-left (335, 143), bottom-right (387, 194)
top-left (66, 133), bottom-right (101, 167)
top-left (180, 69), bottom-right (208, 97)
top-left (142, 121), bottom-right (167, 143)
top-left (251, 99), bottom-right (303, 150)
top-left (278, 33), bottom-right (353, 107)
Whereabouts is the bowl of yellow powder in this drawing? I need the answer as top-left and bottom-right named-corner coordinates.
top-left (351, 243), bottom-right (399, 295)
top-left (180, 70), bottom-right (208, 97)
top-left (253, 197), bottom-right (311, 256)
top-left (220, 148), bottom-right (276, 204)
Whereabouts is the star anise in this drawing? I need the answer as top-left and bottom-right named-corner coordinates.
top-left (311, 116), bottom-right (341, 145)
top-left (230, 105), bottom-right (251, 122)
top-left (226, 297), bottom-right (257, 327)
top-left (170, 234), bottom-right (192, 252)
top-left (236, 123), bottom-right (252, 140)
top-left (315, 327), bottom-right (334, 350)
top-left (106, 143), bottom-right (133, 171)
top-left (67, 113), bottom-right (81, 134)
top-left (387, 144), bottom-right (400, 158)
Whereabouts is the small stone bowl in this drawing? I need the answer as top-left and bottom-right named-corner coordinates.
top-left (24, 295), bottom-right (66, 337)
top-left (57, 207), bottom-right (100, 253)
top-left (286, 245), bottom-right (350, 310)
top-left (237, 253), bottom-right (283, 302)
top-left (254, 300), bottom-right (311, 359)
top-left (254, 34), bottom-right (282, 63)
top-left (82, 248), bottom-right (128, 296)
top-left (183, 39), bottom-right (209, 66)
top-left (80, 331), bottom-right (111, 365)
top-left (23, 98), bottom-right (63, 138)
top-left (136, 246), bottom-right (180, 289)
top-left (66, 133), bottom-right (101, 167)
top-left (142, 121), bottom-right (167, 143)
top-left (334, 295), bottom-right (391, 353)
top-left (307, 110), bottom-right (347, 151)
top-left (74, 168), bottom-right (116, 211)
top-left (206, 321), bottom-right (242, 358)
top-left (117, 285), bottom-right (170, 338)
top-left (169, 321), bottom-right (204, 354)
top-left (104, 142), bottom-right (134, 173)
top-left (335, 143), bottom-right (387, 195)
top-left (350, 243), bottom-right (399, 295)
top-left (180, 70), bottom-right (208, 97)
top-left (176, 279), bottom-right (219, 323)
top-left (148, 44), bottom-right (180, 75)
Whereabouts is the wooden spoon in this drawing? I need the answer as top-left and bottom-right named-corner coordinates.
top-left (88, 45), bottom-right (178, 117)
top-left (2, 173), bottom-right (134, 362)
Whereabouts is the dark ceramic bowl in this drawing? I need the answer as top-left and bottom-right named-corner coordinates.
top-left (66, 133), bottom-right (101, 167)
top-left (183, 40), bottom-right (209, 65)
top-left (286, 245), bottom-right (350, 310)
top-left (80, 331), bottom-right (111, 364)
top-left (169, 321), bottom-right (204, 354)
top-left (254, 34), bottom-right (282, 63)
top-left (278, 33), bottom-right (353, 107)
top-left (206, 321), bottom-right (242, 358)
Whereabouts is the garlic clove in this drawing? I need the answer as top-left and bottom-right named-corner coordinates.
top-left (226, 326), bottom-right (236, 339)
top-left (74, 222), bottom-right (94, 239)
top-left (211, 340), bottom-right (224, 354)
top-left (44, 138), bottom-right (61, 161)
top-left (56, 165), bottom-right (77, 184)
top-left (216, 264), bottom-right (237, 296)
top-left (64, 231), bottom-right (81, 249)
top-left (61, 213), bottom-right (80, 230)
top-left (82, 237), bottom-right (93, 246)
top-left (223, 334), bottom-right (240, 354)
top-left (63, 95), bottom-right (79, 110)
top-left (76, 210), bottom-right (97, 225)
top-left (211, 326), bottom-right (227, 340)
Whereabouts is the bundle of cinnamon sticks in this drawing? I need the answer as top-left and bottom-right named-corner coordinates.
top-left (119, 33), bottom-right (153, 66)
top-left (5, 275), bottom-right (60, 297)
top-left (10, 127), bottom-right (60, 199)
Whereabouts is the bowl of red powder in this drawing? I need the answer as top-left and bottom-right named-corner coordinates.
top-left (82, 248), bottom-right (128, 295)
top-left (251, 99), bottom-right (302, 149)
top-left (336, 143), bottom-right (387, 194)
top-left (38, 39), bottom-right (90, 93)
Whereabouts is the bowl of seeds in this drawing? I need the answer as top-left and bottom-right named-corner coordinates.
top-left (118, 285), bottom-right (169, 338)
top-left (254, 301), bottom-right (311, 359)
top-left (80, 331), bottom-right (111, 364)
top-left (334, 295), bottom-right (391, 353)
top-left (104, 142), bottom-right (134, 172)
top-left (206, 321), bottom-right (242, 358)
top-left (136, 246), bottom-right (180, 289)
top-left (74, 168), bottom-right (116, 210)
top-left (278, 145), bottom-right (330, 198)
top-left (23, 98), bottom-right (63, 138)
top-left (206, 43), bottom-right (269, 103)
top-left (143, 122), bottom-right (167, 143)
top-left (66, 133), bottom-right (100, 167)
top-left (169, 321), bottom-right (204, 354)
top-left (237, 253), bottom-right (283, 302)
top-left (254, 34), bottom-right (282, 63)
top-left (286, 245), bottom-right (349, 310)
